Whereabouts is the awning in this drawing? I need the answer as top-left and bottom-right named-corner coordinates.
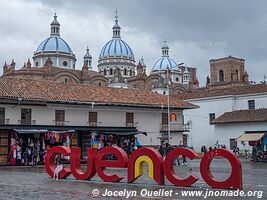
top-left (96, 130), bottom-right (147, 136)
top-left (236, 133), bottom-right (265, 141)
top-left (14, 129), bottom-right (75, 134)
top-left (14, 129), bottom-right (48, 134)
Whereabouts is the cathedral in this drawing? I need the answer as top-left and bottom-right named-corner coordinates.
top-left (2, 12), bottom-right (199, 95)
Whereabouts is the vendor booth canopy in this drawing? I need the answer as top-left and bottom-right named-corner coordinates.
top-left (14, 129), bottom-right (75, 134)
top-left (236, 133), bottom-right (266, 142)
top-left (95, 130), bottom-right (147, 136)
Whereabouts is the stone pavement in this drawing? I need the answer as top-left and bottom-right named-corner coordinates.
top-left (0, 158), bottom-right (266, 200)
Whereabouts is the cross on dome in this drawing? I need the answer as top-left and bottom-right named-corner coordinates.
top-left (162, 40), bottom-right (169, 57)
top-left (50, 13), bottom-right (60, 36)
top-left (112, 9), bottom-right (121, 38)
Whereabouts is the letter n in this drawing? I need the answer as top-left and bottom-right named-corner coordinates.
top-left (128, 147), bottom-right (164, 185)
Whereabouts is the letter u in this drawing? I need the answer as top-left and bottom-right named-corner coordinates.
top-left (70, 147), bottom-right (97, 180)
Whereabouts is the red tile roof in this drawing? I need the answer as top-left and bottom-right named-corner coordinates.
top-left (0, 77), bottom-right (196, 109)
top-left (173, 84), bottom-right (267, 100)
top-left (212, 109), bottom-right (267, 124)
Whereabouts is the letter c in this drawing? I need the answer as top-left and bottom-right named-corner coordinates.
top-left (44, 146), bottom-right (71, 179)
top-left (164, 148), bottom-right (199, 187)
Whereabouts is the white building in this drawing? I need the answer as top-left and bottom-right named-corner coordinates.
top-left (0, 77), bottom-right (195, 164)
top-left (178, 83), bottom-right (267, 152)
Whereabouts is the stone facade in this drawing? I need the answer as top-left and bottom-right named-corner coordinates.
top-left (2, 58), bottom-right (108, 87)
top-left (2, 56), bottom-right (198, 94)
top-left (208, 55), bottom-right (249, 87)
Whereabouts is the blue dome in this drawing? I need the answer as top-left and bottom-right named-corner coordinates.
top-left (152, 57), bottom-right (178, 71)
top-left (99, 38), bottom-right (134, 58)
top-left (35, 36), bottom-right (72, 54)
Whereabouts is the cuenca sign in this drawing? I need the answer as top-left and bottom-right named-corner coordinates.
top-left (45, 146), bottom-right (243, 189)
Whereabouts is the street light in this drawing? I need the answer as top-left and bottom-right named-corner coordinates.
top-left (166, 62), bottom-right (184, 145)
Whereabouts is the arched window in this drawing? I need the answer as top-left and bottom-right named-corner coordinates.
top-left (235, 69), bottom-right (239, 80)
top-left (103, 69), bottom-right (107, 75)
top-left (110, 68), bottom-right (113, 75)
top-left (219, 70), bottom-right (224, 82)
top-left (124, 68), bottom-right (127, 76)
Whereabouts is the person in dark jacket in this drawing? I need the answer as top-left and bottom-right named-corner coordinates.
top-left (159, 142), bottom-right (167, 158)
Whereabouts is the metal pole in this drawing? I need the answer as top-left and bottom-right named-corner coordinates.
top-left (165, 63), bottom-right (183, 145)
top-left (167, 67), bottom-right (171, 144)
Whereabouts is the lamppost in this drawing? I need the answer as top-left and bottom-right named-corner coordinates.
top-left (166, 62), bottom-right (184, 144)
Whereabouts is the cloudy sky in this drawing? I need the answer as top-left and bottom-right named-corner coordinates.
top-left (1, 0), bottom-right (267, 86)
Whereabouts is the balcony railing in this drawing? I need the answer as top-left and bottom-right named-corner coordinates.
top-left (160, 123), bottom-right (190, 132)
top-left (53, 120), bottom-right (70, 126)
top-left (87, 121), bottom-right (103, 127)
top-left (18, 120), bottom-right (36, 125)
top-left (125, 122), bottom-right (138, 127)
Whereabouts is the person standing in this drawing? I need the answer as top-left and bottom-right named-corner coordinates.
top-left (23, 148), bottom-right (29, 167)
top-left (32, 146), bottom-right (38, 167)
top-left (182, 145), bottom-right (187, 166)
top-left (173, 145), bottom-right (180, 166)
top-left (159, 142), bottom-right (167, 158)
top-left (16, 144), bottom-right (22, 165)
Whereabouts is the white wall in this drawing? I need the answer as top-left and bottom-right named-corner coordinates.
top-left (184, 97), bottom-right (233, 152)
top-left (184, 93), bottom-right (267, 152)
top-left (0, 103), bottom-right (185, 147)
top-left (233, 93), bottom-right (267, 110)
top-left (215, 122), bottom-right (267, 152)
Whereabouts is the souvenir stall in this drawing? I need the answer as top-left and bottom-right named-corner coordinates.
top-left (82, 131), bottom-right (145, 158)
top-left (9, 129), bottom-right (76, 165)
top-left (236, 132), bottom-right (267, 162)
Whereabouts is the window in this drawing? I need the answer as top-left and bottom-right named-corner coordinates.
top-left (183, 134), bottom-right (188, 146)
top-left (130, 69), bottom-right (133, 76)
top-left (35, 62), bottom-right (38, 67)
top-left (0, 107), bottom-right (5, 124)
top-left (110, 68), bottom-right (113, 75)
top-left (124, 69), bottom-right (127, 76)
top-left (209, 113), bottom-right (215, 123)
top-left (21, 108), bottom-right (32, 125)
top-left (126, 112), bottom-right (134, 127)
top-left (104, 69), bottom-right (107, 76)
top-left (98, 82), bottom-right (101, 86)
top-left (248, 100), bottom-right (255, 109)
top-left (162, 113), bottom-right (168, 125)
top-left (63, 61), bottom-right (68, 67)
top-left (89, 112), bottom-right (97, 126)
top-left (65, 78), bottom-right (68, 83)
top-left (55, 110), bottom-right (65, 124)
top-left (229, 138), bottom-right (237, 150)
top-left (176, 77), bottom-right (179, 82)
top-left (219, 70), bottom-right (224, 82)
top-left (161, 113), bottom-right (168, 132)
top-left (235, 69), bottom-right (239, 80)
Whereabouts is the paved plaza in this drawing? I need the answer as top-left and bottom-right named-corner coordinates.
top-left (0, 158), bottom-right (266, 200)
